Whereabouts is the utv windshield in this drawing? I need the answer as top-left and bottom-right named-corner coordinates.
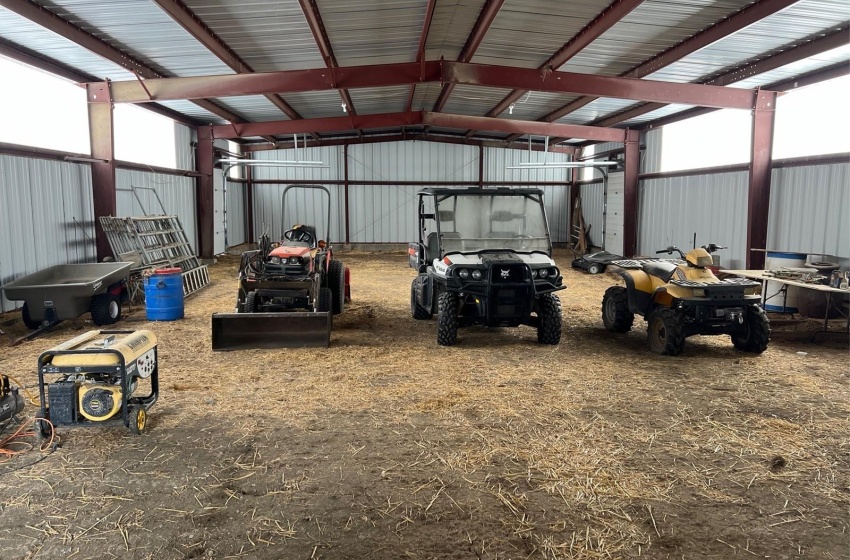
top-left (435, 193), bottom-right (551, 254)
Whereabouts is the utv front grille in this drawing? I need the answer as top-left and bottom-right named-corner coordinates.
top-left (490, 264), bottom-right (528, 284)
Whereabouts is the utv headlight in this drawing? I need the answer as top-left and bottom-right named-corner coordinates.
top-left (269, 256), bottom-right (281, 264)
top-left (471, 270), bottom-right (482, 280)
top-left (539, 269), bottom-right (549, 278)
top-left (532, 270), bottom-right (538, 278)
top-left (458, 269), bottom-right (469, 279)
top-left (550, 267), bottom-right (559, 277)
top-left (289, 257), bottom-right (302, 265)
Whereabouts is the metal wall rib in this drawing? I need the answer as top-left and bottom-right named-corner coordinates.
top-left (0, 156), bottom-right (95, 312)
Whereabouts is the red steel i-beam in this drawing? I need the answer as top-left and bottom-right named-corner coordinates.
top-left (432, 0), bottom-right (505, 112)
top-left (746, 90), bottom-right (778, 270)
top-left (623, 129), bottom-right (640, 257)
top-left (196, 127), bottom-right (216, 259)
top-left (407, 0), bottom-right (438, 111)
top-left (87, 83), bottom-right (117, 260)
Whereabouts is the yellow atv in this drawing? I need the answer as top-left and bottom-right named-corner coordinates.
top-left (602, 245), bottom-right (769, 355)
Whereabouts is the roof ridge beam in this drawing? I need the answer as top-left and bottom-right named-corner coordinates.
top-left (406, 0), bottom-right (438, 111)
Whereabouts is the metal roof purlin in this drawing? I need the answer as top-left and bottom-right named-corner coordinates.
top-left (541, 0), bottom-right (803, 126)
top-left (0, 0), bottom-right (246, 124)
top-left (431, 0), bottom-right (506, 113)
top-left (151, 0), bottom-right (318, 140)
top-left (406, 0), bottom-right (438, 112)
top-left (298, 0), bottom-right (358, 136)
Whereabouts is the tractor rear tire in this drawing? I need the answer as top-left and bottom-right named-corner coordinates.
top-left (328, 259), bottom-right (346, 315)
top-left (646, 307), bottom-right (685, 356)
top-left (731, 305), bottom-right (770, 353)
top-left (436, 291), bottom-right (459, 346)
top-left (21, 303), bottom-right (41, 330)
top-left (536, 293), bottom-right (562, 345)
top-left (241, 291), bottom-right (258, 313)
top-left (411, 279), bottom-right (432, 320)
top-left (318, 287), bottom-right (333, 313)
top-left (602, 286), bottom-right (634, 333)
top-left (91, 294), bottom-right (121, 326)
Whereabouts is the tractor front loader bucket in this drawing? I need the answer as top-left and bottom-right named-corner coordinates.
top-left (211, 312), bottom-right (331, 350)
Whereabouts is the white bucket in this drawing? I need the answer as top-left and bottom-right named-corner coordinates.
top-left (764, 251), bottom-right (807, 313)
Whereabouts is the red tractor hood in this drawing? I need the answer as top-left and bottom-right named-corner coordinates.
top-left (270, 245), bottom-right (311, 258)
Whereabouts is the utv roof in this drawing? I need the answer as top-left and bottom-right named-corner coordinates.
top-left (417, 187), bottom-right (544, 196)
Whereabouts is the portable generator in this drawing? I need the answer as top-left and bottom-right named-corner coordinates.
top-left (35, 330), bottom-right (159, 437)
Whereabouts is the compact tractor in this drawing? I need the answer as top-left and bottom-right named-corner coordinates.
top-left (602, 244), bottom-right (769, 355)
top-left (409, 188), bottom-right (565, 346)
top-left (212, 185), bottom-right (349, 349)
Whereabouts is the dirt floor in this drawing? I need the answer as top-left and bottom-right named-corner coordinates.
top-left (0, 249), bottom-right (848, 560)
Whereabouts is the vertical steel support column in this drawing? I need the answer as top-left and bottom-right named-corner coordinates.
top-left (569, 167), bottom-right (579, 243)
top-left (623, 129), bottom-right (640, 257)
top-left (747, 90), bottom-right (778, 270)
top-left (245, 166), bottom-right (255, 244)
top-left (478, 145), bottom-right (484, 188)
top-left (87, 83), bottom-right (116, 261)
top-left (196, 126), bottom-right (215, 259)
top-left (344, 144), bottom-right (350, 244)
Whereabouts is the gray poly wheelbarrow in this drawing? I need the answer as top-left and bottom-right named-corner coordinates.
top-left (2, 262), bottom-right (132, 344)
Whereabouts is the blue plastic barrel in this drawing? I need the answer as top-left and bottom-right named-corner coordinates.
top-left (145, 268), bottom-right (184, 321)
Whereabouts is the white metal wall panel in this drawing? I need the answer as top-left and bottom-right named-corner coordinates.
top-left (349, 185), bottom-right (421, 243)
top-left (643, 128), bottom-right (663, 175)
top-left (226, 180), bottom-right (247, 248)
top-left (605, 172), bottom-right (625, 255)
top-left (580, 182), bottom-right (605, 248)
top-left (483, 147), bottom-right (571, 183)
top-left (252, 147), bottom-right (344, 181)
top-left (768, 163), bottom-right (850, 260)
top-left (348, 142), bottom-right (479, 182)
top-left (0, 156), bottom-right (95, 312)
top-left (213, 172), bottom-right (226, 254)
top-left (175, 123), bottom-right (195, 171)
top-left (115, 169), bottom-right (197, 252)
top-left (638, 172), bottom-right (749, 268)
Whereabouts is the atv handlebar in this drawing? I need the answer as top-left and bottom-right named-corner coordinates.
top-left (656, 246), bottom-right (686, 259)
top-left (702, 243), bottom-right (726, 254)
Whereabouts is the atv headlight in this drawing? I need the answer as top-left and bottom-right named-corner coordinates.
top-left (692, 288), bottom-right (706, 297)
top-left (458, 269), bottom-right (469, 279)
top-left (539, 269), bottom-right (549, 278)
top-left (471, 270), bottom-right (482, 280)
top-left (289, 257), bottom-right (302, 265)
top-left (269, 256), bottom-right (281, 264)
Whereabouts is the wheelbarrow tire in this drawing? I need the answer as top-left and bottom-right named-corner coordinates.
top-left (91, 293), bottom-right (121, 326)
top-left (21, 303), bottom-right (41, 330)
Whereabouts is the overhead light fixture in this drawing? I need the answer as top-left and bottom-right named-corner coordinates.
top-left (509, 103), bottom-right (515, 115)
top-left (506, 161), bottom-right (618, 170)
top-left (341, 102), bottom-right (347, 113)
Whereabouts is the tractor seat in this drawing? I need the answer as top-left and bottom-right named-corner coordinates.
top-left (642, 260), bottom-right (679, 283)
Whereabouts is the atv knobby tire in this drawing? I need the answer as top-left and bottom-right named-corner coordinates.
top-left (328, 259), bottom-right (346, 315)
top-left (646, 307), bottom-right (685, 356)
top-left (436, 291), bottom-right (459, 346)
top-left (411, 279), bottom-right (432, 320)
top-left (536, 293), bottom-right (562, 345)
top-left (602, 286), bottom-right (634, 333)
top-left (731, 305), bottom-right (770, 353)
top-left (91, 293), bottom-right (121, 326)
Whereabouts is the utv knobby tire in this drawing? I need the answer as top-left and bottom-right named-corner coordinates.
top-left (241, 291), bottom-right (258, 313)
top-left (328, 259), bottom-right (346, 315)
top-left (436, 291), bottom-right (459, 346)
top-left (536, 293), bottom-right (562, 345)
top-left (602, 286), bottom-right (634, 333)
top-left (411, 279), bottom-right (432, 320)
top-left (731, 305), bottom-right (770, 353)
top-left (91, 293), bottom-right (121, 326)
top-left (646, 308), bottom-right (685, 356)
top-left (21, 302), bottom-right (41, 330)
top-left (317, 287), bottom-right (333, 314)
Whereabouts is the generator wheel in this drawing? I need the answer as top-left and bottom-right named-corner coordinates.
top-left (21, 303), bottom-right (41, 330)
top-left (731, 305), bottom-right (770, 353)
top-left (128, 405), bottom-right (147, 435)
top-left (242, 291), bottom-right (258, 313)
top-left (436, 291), bottom-right (459, 346)
top-left (91, 293), bottom-right (121, 326)
top-left (536, 293), bottom-right (562, 345)
top-left (34, 413), bottom-right (53, 441)
top-left (411, 279), bottom-right (432, 320)
top-left (318, 287), bottom-right (333, 313)
top-left (646, 308), bottom-right (685, 356)
top-left (602, 286), bottom-right (634, 333)
top-left (588, 263), bottom-right (603, 274)
top-left (328, 259), bottom-right (345, 315)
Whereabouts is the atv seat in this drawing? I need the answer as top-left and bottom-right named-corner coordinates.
top-left (642, 260), bottom-right (679, 282)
